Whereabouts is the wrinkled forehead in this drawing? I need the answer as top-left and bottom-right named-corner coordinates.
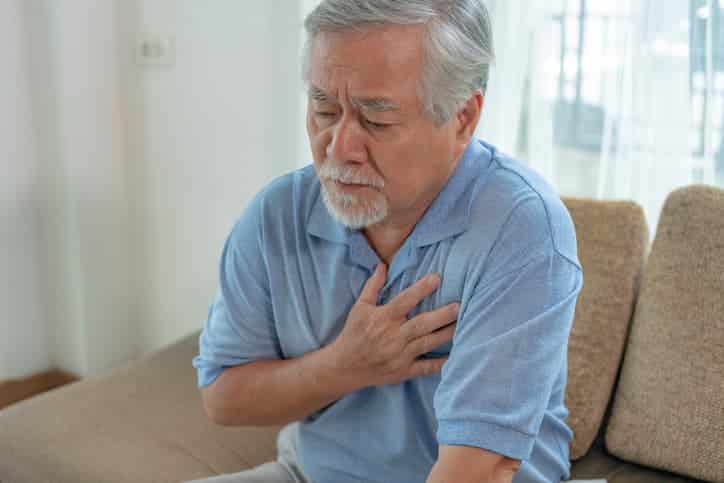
top-left (307, 25), bottom-right (426, 106)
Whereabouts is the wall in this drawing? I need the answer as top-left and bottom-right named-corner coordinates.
top-left (127, 0), bottom-right (302, 354)
top-left (2, 0), bottom-right (303, 379)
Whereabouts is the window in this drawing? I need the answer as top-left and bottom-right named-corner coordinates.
top-left (526, 0), bottom-right (724, 195)
top-left (690, 0), bottom-right (724, 184)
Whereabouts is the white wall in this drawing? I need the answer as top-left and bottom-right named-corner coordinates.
top-left (2, 0), bottom-right (303, 380)
top-left (127, 0), bottom-right (302, 354)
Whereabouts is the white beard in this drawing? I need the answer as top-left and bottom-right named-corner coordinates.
top-left (317, 164), bottom-right (388, 229)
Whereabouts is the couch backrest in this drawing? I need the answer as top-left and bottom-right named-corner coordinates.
top-left (604, 185), bottom-right (724, 483)
top-left (561, 197), bottom-right (649, 460)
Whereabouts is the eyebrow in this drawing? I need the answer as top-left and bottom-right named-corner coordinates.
top-left (308, 85), bottom-right (401, 113)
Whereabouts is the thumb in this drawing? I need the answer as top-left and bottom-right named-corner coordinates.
top-left (358, 263), bottom-right (387, 305)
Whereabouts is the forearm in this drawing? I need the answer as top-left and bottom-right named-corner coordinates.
top-left (427, 460), bottom-right (489, 483)
top-left (426, 445), bottom-right (519, 483)
top-left (202, 343), bottom-right (360, 426)
top-left (426, 462), bottom-right (512, 483)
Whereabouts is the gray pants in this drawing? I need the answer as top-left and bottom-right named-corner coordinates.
top-left (185, 423), bottom-right (312, 483)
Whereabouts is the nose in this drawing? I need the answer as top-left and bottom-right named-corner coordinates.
top-left (327, 115), bottom-right (366, 164)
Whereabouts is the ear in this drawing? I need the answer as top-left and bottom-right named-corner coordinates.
top-left (454, 90), bottom-right (484, 149)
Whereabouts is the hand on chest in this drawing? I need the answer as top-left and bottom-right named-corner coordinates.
top-left (275, 260), bottom-right (463, 360)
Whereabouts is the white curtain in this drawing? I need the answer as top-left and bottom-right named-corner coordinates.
top-left (2, 0), bottom-right (138, 380)
top-left (479, 0), bottom-right (724, 230)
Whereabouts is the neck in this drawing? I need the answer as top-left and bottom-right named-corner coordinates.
top-left (363, 221), bottom-right (416, 265)
top-left (363, 156), bottom-right (462, 264)
top-left (363, 192), bottom-right (435, 264)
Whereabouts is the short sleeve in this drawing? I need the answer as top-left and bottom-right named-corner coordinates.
top-left (434, 200), bottom-right (583, 461)
top-left (192, 191), bottom-right (281, 388)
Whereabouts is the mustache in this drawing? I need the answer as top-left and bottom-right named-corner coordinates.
top-left (317, 163), bottom-right (385, 189)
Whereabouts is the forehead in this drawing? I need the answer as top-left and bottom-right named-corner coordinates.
top-left (308, 24), bottom-right (426, 105)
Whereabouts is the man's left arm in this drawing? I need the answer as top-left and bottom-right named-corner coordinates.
top-left (427, 248), bottom-right (580, 482)
top-left (426, 445), bottom-right (520, 483)
top-left (429, 199), bottom-right (583, 482)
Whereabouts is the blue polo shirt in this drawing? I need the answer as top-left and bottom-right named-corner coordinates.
top-left (193, 139), bottom-right (583, 483)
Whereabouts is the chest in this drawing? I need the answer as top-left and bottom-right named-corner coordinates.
top-left (267, 238), bottom-right (471, 360)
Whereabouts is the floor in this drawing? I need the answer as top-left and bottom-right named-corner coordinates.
top-left (0, 369), bottom-right (79, 410)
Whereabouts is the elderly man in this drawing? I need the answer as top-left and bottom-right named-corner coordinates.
top-left (190, 1), bottom-right (582, 482)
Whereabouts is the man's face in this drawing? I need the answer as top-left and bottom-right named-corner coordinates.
top-left (306, 24), bottom-right (465, 229)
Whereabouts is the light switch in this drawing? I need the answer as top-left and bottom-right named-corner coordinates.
top-left (135, 35), bottom-right (175, 67)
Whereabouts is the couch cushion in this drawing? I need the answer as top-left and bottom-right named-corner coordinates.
top-left (562, 198), bottom-right (648, 460)
top-left (0, 330), bottom-right (281, 483)
top-left (605, 185), bottom-right (724, 483)
top-left (570, 435), bottom-right (705, 483)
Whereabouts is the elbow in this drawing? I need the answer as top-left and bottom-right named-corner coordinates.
top-left (205, 406), bottom-right (289, 427)
top-left (202, 403), bottom-right (228, 426)
top-left (202, 396), bottom-right (241, 427)
top-left (200, 385), bottom-right (233, 426)
top-left (208, 410), bottom-right (236, 427)
top-left (199, 386), bottom-right (288, 427)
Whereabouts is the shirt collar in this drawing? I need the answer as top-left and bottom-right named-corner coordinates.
top-left (306, 139), bottom-right (493, 249)
top-left (409, 139), bottom-right (493, 247)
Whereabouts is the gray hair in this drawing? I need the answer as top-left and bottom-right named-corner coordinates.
top-left (303, 0), bottom-right (495, 125)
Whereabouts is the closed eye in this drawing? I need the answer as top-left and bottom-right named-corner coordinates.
top-left (364, 119), bottom-right (392, 130)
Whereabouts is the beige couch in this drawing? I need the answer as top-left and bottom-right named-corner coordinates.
top-left (1, 186), bottom-right (722, 483)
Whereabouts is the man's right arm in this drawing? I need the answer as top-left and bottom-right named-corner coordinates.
top-left (200, 342), bottom-right (356, 426)
top-left (200, 263), bottom-right (459, 427)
